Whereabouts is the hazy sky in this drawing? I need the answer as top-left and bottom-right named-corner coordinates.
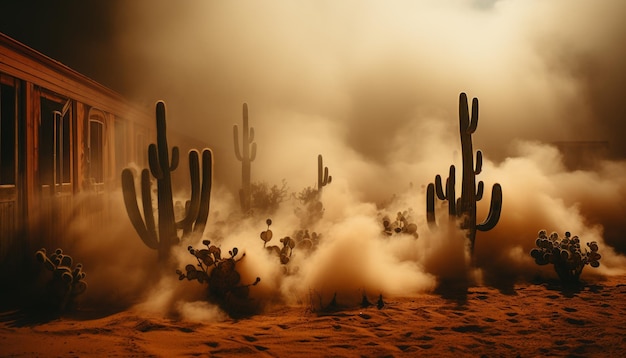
top-left (2, 0), bottom-right (625, 191)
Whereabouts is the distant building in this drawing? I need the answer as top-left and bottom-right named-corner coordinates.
top-left (551, 141), bottom-right (610, 170)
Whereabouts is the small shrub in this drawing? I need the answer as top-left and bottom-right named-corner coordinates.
top-left (34, 248), bottom-right (87, 311)
top-left (530, 230), bottom-right (601, 283)
top-left (293, 186), bottom-right (324, 228)
top-left (176, 240), bottom-right (260, 317)
top-left (249, 180), bottom-right (288, 216)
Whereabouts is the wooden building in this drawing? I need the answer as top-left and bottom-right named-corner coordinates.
top-left (0, 33), bottom-right (206, 267)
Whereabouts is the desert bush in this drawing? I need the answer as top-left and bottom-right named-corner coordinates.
top-left (176, 240), bottom-right (260, 317)
top-left (530, 230), bottom-right (601, 283)
top-left (249, 180), bottom-right (288, 216)
top-left (293, 186), bottom-right (324, 228)
top-left (34, 248), bottom-right (87, 311)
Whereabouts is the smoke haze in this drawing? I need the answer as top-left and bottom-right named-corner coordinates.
top-left (2, 0), bottom-right (626, 316)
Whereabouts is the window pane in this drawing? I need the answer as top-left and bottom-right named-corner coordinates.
top-left (0, 83), bottom-right (16, 185)
top-left (114, 119), bottom-right (127, 176)
top-left (89, 120), bottom-right (104, 183)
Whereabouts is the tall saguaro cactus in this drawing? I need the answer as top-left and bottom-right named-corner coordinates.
top-left (426, 93), bottom-right (502, 254)
top-left (317, 154), bottom-right (332, 193)
top-left (122, 101), bottom-right (213, 262)
top-left (233, 103), bottom-right (256, 214)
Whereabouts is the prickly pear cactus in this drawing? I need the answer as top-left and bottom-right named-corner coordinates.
top-left (530, 230), bottom-right (601, 283)
top-left (34, 248), bottom-right (87, 311)
top-left (176, 240), bottom-right (260, 317)
top-left (260, 218), bottom-right (274, 247)
top-left (293, 229), bottom-right (320, 252)
top-left (260, 219), bottom-right (318, 267)
top-left (381, 210), bottom-right (418, 238)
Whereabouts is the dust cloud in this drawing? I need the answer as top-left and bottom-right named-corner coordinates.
top-left (9, 1), bottom-right (626, 317)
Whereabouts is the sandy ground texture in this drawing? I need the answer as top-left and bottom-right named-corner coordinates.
top-left (1, 275), bottom-right (625, 358)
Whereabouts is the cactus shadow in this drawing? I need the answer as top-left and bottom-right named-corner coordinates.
top-left (0, 301), bottom-right (121, 328)
top-left (434, 280), bottom-right (470, 305)
top-left (0, 306), bottom-right (61, 328)
top-left (535, 277), bottom-right (605, 298)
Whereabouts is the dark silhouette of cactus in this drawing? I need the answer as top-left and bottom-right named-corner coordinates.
top-left (177, 149), bottom-right (213, 239)
top-left (177, 240), bottom-right (260, 317)
top-left (426, 93), bottom-right (502, 254)
top-left (35, 248), bottom-right (87, 311)
top-left (317, 154), bottom-right (332, 193)
top-left (122, 101), bottom-right (213, 261)
top-left (531, 230), bottom-right (601, 283)
top-left (233, 103), bottom-right (256, 215)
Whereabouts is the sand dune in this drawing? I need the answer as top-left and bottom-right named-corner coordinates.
top-left (2, 275), bottom-right (625, 357)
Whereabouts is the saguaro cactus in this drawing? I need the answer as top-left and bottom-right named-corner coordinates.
top-left (233, 103), bottom-right (256, 214)
top-left (177, 149), bottom-right (213, 239)
top-left (122, 101), bottom-right (213, 261)
top-left (426, 93), bottom-right (502, 254)
top-left (317, 154), bottom-right (332, 193)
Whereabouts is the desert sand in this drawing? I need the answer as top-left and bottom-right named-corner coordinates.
top-left (2, 275), bottom-right (625, 357)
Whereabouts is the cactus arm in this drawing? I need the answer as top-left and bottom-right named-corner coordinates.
top-left (250, 142), bottom-right (257, 161)
top-left (233, 124), bottom-right (243, 161)
top-left (468, 97), bottom-right (479, 133)
top-left (435, 174), bottom-right (446, 200)
top-left (446, 165), bottom-right (456, 215)
top-left (170, 146), bottom-right (179, 171)
top-left (426, 183), bottom-right (438, 230)
top-left (249, 126), bottom-right (255, 143)
top-left (148, 144), bottom-right (163, 179)
top-left (475, 150), bottom-right (483, 175)
top-left (176, 150), bottom-right (201, 231)
top-left (193, 149), bottom-right (213, 235)
top-left (476, 181), bottom-right (484, 201)
top-left (121, 169), bottom-right (159, 250)
top-left (477, 183), bottom-right (502, 231)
